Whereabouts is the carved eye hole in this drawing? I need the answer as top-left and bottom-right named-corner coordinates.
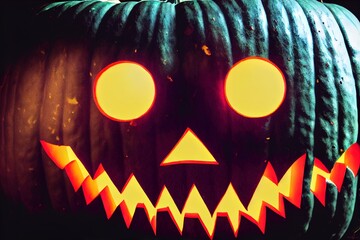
top-left (93, 61), bottom-right (156, 122)
top-left (224, 57), bottom-right (286, 118)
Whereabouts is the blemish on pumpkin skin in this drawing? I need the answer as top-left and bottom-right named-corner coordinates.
top-left (340, 77), bottom-right (344, 85)
top-left (167, 76), bottom-right (174, 82)
top-left (67, 97), bottom-right (78, 105)
top-left (202, 45), bottom-right (211, 56)
top-left (53, 104), bottom-right (60, 116)
top-left (27, 117), bottom-right (37, 126)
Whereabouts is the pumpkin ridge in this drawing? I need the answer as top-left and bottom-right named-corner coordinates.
top-left (1, 66), bottom-right (18, 203)
top-left (10, 59), bottom-right (33, 205)
top-left (219, 0), bottom-right (269, 58)
top-left (150, 1), bottom-right (177, 77)
top-left (40, 42), bottom-right (70, 210)
top-left (113, 1), bottom-right (178, 205)
top-left (296, 0), bottom-right (358, 238)
top-left (296, 0), bottom-right (336, 165)
top-left (324, 4), bottom-right (360, 239)
top-left (226, 0), bottom-right (270, 206)
top-left (61, 0), bottom-right (107, 173)
top-left (60, 0), bottom-right (119, 208)
top-left (265, 0), bottom-right (316, 177)
top-left (81, 2), bottom-right (119, 176)
top-left (14, 47), bottom-right (49, 211)
top-left (197, 0), bottom-right (233, 67)
top-left (298, 0), bottom-right (356, 167)
top-left (37, 1), bottom-right (99, 210)
top-left (264, 0), bottom-right (317, 234)
top-left (54, 1), bottom-right (92, 20)
top-left (88, 2), bottom-right (138, 189)
top-left (326, 4), bottom-right (360, 142)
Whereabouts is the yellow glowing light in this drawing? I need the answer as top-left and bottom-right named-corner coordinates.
top-left (41, 140), bottom-right (360, 238)
top-left (93, 61), bottom-right (155, 121)
top-left (160, 128), bottom-right (218, 166)
top-left (225, 57), bottom-right (286, 118)
top-left (310, 144), bottom-right (360, 206)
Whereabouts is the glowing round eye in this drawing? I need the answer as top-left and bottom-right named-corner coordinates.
top-left (224, 57), bottom-right (286, 118)
top-left (93, 61), bottom-right (156, 122)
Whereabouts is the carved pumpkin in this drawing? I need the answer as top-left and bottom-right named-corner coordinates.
top-left (1, 0), bottom-right (360, 239)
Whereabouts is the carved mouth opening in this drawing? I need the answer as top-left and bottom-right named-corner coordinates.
top-left (41, 140), bottom-right (360, 239)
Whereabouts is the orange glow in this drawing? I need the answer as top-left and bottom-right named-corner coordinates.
top-left (41, 141), bottom-right (360, 238)
top-left (225, 57), bottom-right (286, 118)
top-left (160, 128), bottom-right (218, 166)
top-left (93, 61), bottom-right (156, 121)
top-left (310, 143), bottom-right (360, 206)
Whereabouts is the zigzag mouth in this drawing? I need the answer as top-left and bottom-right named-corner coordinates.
top-left (40, 141), bottom-right (360, 239)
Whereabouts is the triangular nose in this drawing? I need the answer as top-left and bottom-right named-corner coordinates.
top-left (160, 128), bottom-right (218, 166)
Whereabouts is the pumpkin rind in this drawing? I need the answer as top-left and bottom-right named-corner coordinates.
top-left (326, 3), bottom-right (360, 239)
top-left (0, 0), bottom-right (359, 239)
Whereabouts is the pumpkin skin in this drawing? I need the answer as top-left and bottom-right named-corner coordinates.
top-left (1, 0), bottom-right (360, 239)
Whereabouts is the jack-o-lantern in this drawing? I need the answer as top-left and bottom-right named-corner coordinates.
top-left (1, 0), bottom-right (360, 239)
